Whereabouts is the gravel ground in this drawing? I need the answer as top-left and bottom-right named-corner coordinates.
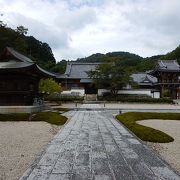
top-left (0, 121), bottom-right (61, 180)
top-left (138, 120), bottom-right (180, 173)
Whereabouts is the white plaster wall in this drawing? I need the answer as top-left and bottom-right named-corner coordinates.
top-left (61, 88), bottom-right (85, 96)
top-left (98, 89), bottom-right (160, 98)
top-left (118, 89), bottom-right (152, 96)
top-left (70, 88), bottom-right (85, 96)
top-left (98, 89), bottom-right (110, 96)
top-left (152, 92), bottom-right (160, 98)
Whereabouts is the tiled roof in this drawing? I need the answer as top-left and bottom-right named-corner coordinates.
top-left (0, 61), bottom-right (33, 69)
top-left (131, 73), bottom-right (157, 85)
top-left (157, 60), bottom-right (180, 71)
top-left (59, 62), bottom-right (100, 79)
top-left (0, 47), bottom-right (56, 77)
top-left (0, 47), bottom-right (33, 63)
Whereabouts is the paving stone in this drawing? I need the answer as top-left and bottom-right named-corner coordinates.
top-left (93, 174), bottom-right (114, 180)
top-left (21, 104), bottom-right (180, 180)
top-left (92, 157), bottom-right (112, 175)
top-left (151, 167), bottom-right (180, 180)
top-left (76, 144), bottom-right (91, 152)
top-left (26, 165), bottom-right (52, 180)
top-left (127, 138), bottom-right (141, 145)
top-left (48, 174), bottom-right (72, 180)
top-left (52, 158), bottom-right (73, 174)
top-left (38, 153), bottom-right (59, 166)
top-left (72, 166), bottom-right (92, 180)
top-left (75, 152), bottom-right (90, 166)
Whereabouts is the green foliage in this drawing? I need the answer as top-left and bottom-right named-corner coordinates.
top-left (0, 112), bottom-right (67, 125)
top-left (16, 25), bottom-right (28, 35)
top-left (88, 62), bottom-right (130, 95)
top-left (163, 89), bottom-right (171, 97)
top-left (162, 45), bottom-right (180, 63)
top-left (39, 78), bottom-right (62, 94)
top-left (116, 112), bottom-right (180, 142)
top-left (50, 60), bottom-right (67, 74)
top-left (0, 113), bottom-right (29, 121)
top-left (31, 112), bottom-right (67, 125)
top-left (45, 95), bottom-right (84, 102)
top-left (53, 107), bottom-right (70, 112)
top-left (0, 25), bottom-right (56, 71)
top-left (77, 51), bottom-right (157, 73)
top-left (98, 96), bottom-right (173, 103)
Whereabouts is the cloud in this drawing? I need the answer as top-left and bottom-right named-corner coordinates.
top-left (0, 0), bottom-right (180, 60)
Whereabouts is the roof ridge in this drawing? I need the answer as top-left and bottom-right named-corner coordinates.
top-left (6, 47), bottom-right (33, 63)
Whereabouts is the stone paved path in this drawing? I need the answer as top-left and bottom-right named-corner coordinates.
top-left (21, 104), bottom-right (180, 180)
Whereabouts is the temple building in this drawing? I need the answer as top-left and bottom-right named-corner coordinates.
top-left (57, 62), bottom-right (99, 95)
top-left (0, 47), bottom-right (55, 106)
top-left (150, 60), bottom-right (180, 99)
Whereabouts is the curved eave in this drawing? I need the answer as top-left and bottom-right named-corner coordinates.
top-left (35, 65), bottom-right (56, 78)
top-left (0, 63), bottom-right (56, 78)
top-left (0, 62), bottom-right (34, 69)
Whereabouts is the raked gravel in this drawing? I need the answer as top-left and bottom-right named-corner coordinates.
top-left (138, 120), bottom-right (180, 172)
top-left (0, 121), bottom-right (61, 180)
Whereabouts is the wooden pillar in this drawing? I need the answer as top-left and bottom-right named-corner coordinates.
top-left (160, 84), bottom-right (164, 98)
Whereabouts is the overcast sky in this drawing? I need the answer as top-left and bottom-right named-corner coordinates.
top-left (0, 0), bottom-right (180, 61)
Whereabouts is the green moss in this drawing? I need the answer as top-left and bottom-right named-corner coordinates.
top-left (116, 112), bottom-right (180, 143)
top-left (0, 112), bottom-right (68, 126)
top-left (53, 107), bottom-right (70, 112)
top-left (0, 113), bottom-right (29, 121)
top-left (31, 112), bottom-right (67, 125)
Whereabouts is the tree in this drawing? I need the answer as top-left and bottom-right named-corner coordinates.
top-left (13, 37), bottom-right (28, 53)
top-left (88, 62), bottom-right (131, 95)
top-left (16, 25), bottom-right (28, 35)
top-left (39, 78), bottom-right (62, 95)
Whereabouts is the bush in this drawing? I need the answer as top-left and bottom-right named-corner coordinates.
top-left (98, 95), bottom-right (173, 104)
top-left (45, 95), bottom-right (84, 102)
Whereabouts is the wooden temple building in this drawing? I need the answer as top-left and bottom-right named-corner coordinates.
top-left (150, 60), bottom-right (180, 99)
top-left (57, 62), bottom-right (99, 94)
top-left (0, 47), bottom-right (55, 106)
top-left (57, 60), bottom-right (180, 99)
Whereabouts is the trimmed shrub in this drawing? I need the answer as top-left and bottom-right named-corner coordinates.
top-left (98, 96), bottom-right (173, 104)
top-left (45, 95), bottom-right (84, 102)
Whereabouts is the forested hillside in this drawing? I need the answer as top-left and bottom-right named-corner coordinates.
top-left (77, 51), bottom-right (157, 73)
top-left (0, 21), bottom-right (180, 74)
top-left (161, 45), bottom-right (180, 63)
top-left (0, 23), bottom-right (58, 71)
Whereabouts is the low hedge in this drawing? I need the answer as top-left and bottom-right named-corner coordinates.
top-left (98, 96), bottom-right (173, 104)
top-left (116, 112), bottom-right (180, 143)
top-left (45, 96), bottom-right (84, 102)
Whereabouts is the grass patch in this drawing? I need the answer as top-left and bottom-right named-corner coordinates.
top-left (0, 113), bottom-right (29, 121)
top-left (0, 112), bottom-right (67, 126)
top-left (116, 112), bottom-right (180, 143)
top-left (53, 107), bottom-right (70, 112)
top-left (31, 112), bottom-right (67, 125)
